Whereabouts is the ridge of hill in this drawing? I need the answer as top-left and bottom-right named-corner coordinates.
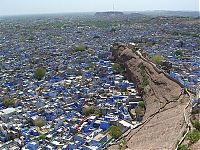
top-left (108, 43), bottom-right (192, 150)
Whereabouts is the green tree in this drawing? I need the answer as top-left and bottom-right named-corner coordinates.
top-left (135, 107), bottom-right (145, 117)
top-left (82, 106), bottom-right (97, 116)
top-left (152, 54), bottom-right (164, 64)
top-left (93, 35), bottom-right (100, 38)
top-left (174, 50), bottom-right (183, 57)
top-left (112, 63), bottom-right (126, 74)
top-left (94, 108), bottom-right (102, 117)
top-left (34, 67), bottom-right (46, 80)
top-left (82, 106), bottom-right (101, 117)
top-left (186, 129), bottom-right (200, 144)
top-left (38, 134), bottom-right (46, 140)
top-left (75, 46), bottom-right (87, 52)
top-left (3, 99), bottom-right (16, 108)
top-left (191, 109), bottom-right (199, 114)
top-left (138, 101), bottom-right (145, 108)
top-left (108, 125), bottom-right (123, 139)
top-left (34, 117), bottom-right (45, 128)
top-left (178, 144), bottom-right (190, 150)
top-left (193, 121), bottom-right (200, 131)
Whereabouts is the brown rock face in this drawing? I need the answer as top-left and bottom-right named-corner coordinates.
top-left (108, 43), bottom-right (191, 150)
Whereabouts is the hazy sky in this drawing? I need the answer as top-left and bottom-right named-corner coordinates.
top-left (0, 0), bottom-right (199, 16)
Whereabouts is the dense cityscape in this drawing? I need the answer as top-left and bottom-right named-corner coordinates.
top-left (0, 11), bottom-right (199, 150)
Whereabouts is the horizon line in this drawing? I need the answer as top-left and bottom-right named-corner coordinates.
top-left (0, 9), bottom-right (199, 17)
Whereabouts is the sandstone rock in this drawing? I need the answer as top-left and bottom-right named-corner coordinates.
top-left (108, 43), bottom-right (191, 150)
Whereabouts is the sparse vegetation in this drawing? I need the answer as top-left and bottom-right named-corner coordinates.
top-left (146, 41), bottom-right (156, 47)
top-left (34, 67), bottom-right (46, 80)
top-left (75, 45), bottom-right (87, 52)
top-left (141, 76), bottom-right (149, 87)
top-left (172, 30), bottom-right (180, 36)
top-left (135, 100), bottom-right (145, 121)
top-left (139, 63), bottom-right (149, 87)
top-left (135, 105), bottom-right (145, 118)
top-left (186, 129), bottom-right (200, 144)
top-left (93, 35), bottom-right (100, 38)
top-left (34, 117), bottom-right (46, 128)
top-left (82, 106), bottom-right (101, 117)
top-left (152, 54), bottom-right (164, 64)
top-left (121, 88), bottom-right (128, 93)
top-left (119, 137), bottom-right (127, 150)
top-left (94, 108), bottom-right (102, 117)
top-left (191, 109), bottom-right (199, 114)
top-left (139, 63), bottom-right (145, 70)
top-left (108, 125), bottom-right (123, 139)
top-left (3, 98), bottom-right (16, 108)
top-left (112, 63), bottom-right (126, 74)
top-left (38, 134), bottom-right (46, 140)
top-left (174, 50), bottom-right (183, 57)
top-left (138, 101), bottom-right (145, 108)
top-left (82, 106), bottom-right (94, 116)
top-left (177, 144), bottom-right (190, 150)
top-left (85, 63), bottom-right (96, 70)
top-left (193, 121), bottom-right (200, 131)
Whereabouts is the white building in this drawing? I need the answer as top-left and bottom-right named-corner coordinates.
top-left (0, 108), bottom-right (18, 122)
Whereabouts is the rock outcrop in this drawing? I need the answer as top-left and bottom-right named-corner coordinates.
top-left (108, 43), bottom-right (191, 150)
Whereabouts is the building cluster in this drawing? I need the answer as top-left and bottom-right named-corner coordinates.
top-left (132, 17), bottom-right (200, 92)
top-left (0, 16), bottom-right (142, 150)
top-left (0, 15), bottom-right (199, 149)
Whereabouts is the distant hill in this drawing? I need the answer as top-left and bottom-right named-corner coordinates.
top-left (94, 11), bottom-right (199, 18)
top-left (95, 11), bottom-right (124, 17)
top-left (141, 10), bottom-right (199, 17)
top-left (128, 13), bottom-right (146, 18)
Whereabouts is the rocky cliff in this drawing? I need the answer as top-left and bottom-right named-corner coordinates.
top-left (108, 43), bottom-right (192, 150)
